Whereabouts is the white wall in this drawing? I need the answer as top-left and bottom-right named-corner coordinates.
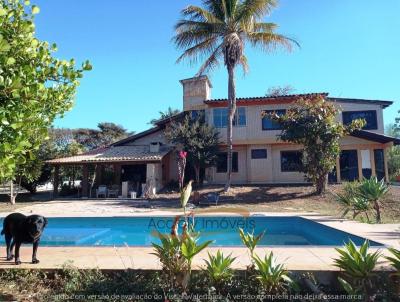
top-left (206, 101), bottom-right (385, 144)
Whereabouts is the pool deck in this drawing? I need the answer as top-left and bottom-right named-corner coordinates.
top-left (0, 199), bottom-right (398, 271)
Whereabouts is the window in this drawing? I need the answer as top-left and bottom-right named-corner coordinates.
top-left (191, 110), bottom-right (205, 120)
top-left (374, 149), bottom-right (385, 181)
top-left (213, 108), bottom-right (228, 128)
top-left (251, 149), bottom-right (267, 159)
top-left (342, 110), bottom-right (378, 130)
top-left (234, 107), bottom-right (246, 127)
top-left (216, 152), bottom-right (238, 173)
top-left (262, 109), bottom-right (286, 130)
top-left (213, 107), bottom-right (246, 128)
top-left (340, 150), bottom-right (359, 181)
top-left (281, 151), bottom-right (302, 172)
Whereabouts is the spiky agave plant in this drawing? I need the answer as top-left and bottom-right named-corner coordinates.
top-left (252, 252), bottom-right (295, 294)
top-left (204, 250), bottom-right (236, 292)
top-left (385, 247), bottom-right (400, 277)
top-left (334, 240), bottom-right (381, 298)
top-left (173, 0), bottom-right (298, 191)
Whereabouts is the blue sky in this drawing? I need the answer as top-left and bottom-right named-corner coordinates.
top-left (34, 0), bottom-right (400, 133)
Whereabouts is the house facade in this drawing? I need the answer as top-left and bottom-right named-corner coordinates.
top-left (180, 76), bottom-right (398, 185)
top-left (48, 76), bottom-right (399, 197)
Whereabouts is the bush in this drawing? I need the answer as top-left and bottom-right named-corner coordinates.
top-left (334, 240), bottom-right (381, 298)
top-left (204, 250), bottom-right (236, 293)
top-left (336, 178), bottom-right (389, 223)
top-left (252, 252), bottom-right (296, 294)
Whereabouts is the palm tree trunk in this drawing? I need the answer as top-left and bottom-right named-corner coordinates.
top-left (224, 64), bottom-right (236, 192)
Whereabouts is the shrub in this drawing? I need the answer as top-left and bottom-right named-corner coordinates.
top-left (385, 247), bottom-right (400, 278)
top-left (334, 240), bottom-right (381, 299)
top-left (204, 250), bottom-right (236, 292)
top-left (336, 190), bottom-right (370, 221)
top-left (152, 228), bottom-right (212, 292)
top-left (252, 252), bottom-right (296, 294)
top-left (357, 177), bottom-right (389, 223)
top-left (336, 178), bottom-right (389, 223)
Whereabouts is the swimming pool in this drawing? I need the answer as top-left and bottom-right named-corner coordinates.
top-left (0, 216), bottom-right (383, 247)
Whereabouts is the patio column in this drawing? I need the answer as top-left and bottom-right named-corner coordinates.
top-left (82, 164), bottom-right (89, 197)
top-left (53, 165), bottom-right (59, 198)
top-left (370, 148), bottom-right (376, 177)
top-left (384, 147), bottom-right (389, 182)
top-left (114, 163), bottom-right (121, 193)
top-left (95, 165), bottom-right (103, 186)
top-left (357, 149), bottom-right (363, 181)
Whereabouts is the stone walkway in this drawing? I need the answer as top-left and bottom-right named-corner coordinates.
top-left (0, 199), bottom-right (398, 270)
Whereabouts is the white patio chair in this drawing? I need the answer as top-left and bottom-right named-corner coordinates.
top-left (96, 185), bottom-right (107, 198)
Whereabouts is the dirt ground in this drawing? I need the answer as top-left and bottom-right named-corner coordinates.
top-left (0, 184), bottom-right (399, 223)
top-left (156, 184), bottom-right (400, 223)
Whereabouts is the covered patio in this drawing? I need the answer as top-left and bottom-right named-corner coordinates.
top-left (47, 145), bottom-right (173, 199)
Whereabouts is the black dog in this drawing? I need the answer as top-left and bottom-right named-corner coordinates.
top-left (1, 213), bottom-right (48, 265)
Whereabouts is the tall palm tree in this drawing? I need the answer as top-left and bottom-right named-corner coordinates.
top-left (173, 0), bottom-right (298, 191)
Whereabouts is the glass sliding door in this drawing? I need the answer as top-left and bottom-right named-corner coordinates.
top-left (340, 150), bottom-right (359, 181)
top-left (374, 149), bottom-right (385, 181)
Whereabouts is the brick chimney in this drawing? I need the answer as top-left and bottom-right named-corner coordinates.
top-left (180, 76), bottom-right (212, 111)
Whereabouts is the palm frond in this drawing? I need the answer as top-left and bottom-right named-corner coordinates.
top-left (196, 44), bottom-right (224, 76)
top-left (239, 54), bottom-right (249, 74)
top-left (253, 22), bottom-right (278, 32)
top-left (182, 5), bottom-right (223, 23)
top-left (247, 31), bottom-right (299, 52)
top-left (236, 0), bottom-right (277, 22)
top-left (176, 37), bottom-right (220, 65)
top-left (203, 0), bottom-right (226, 21)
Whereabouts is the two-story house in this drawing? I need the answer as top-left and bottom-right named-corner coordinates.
top-left (48, 76), bottom-right (399, 197)
top-left (180, 76), bottom-right (399, 185)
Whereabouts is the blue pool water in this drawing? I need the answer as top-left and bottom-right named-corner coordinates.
top-left (0, 216), bottom-right (383, 247)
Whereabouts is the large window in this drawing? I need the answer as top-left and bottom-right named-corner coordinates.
top-left (374, 149), bottom-right (385, 181)
top-left (340, 150), bottom-right (359, 181)
top-left (251, 149), bottom-right (267, 159)
top-left (216, 152), bottom-right (238, 173)
top-left (280, 151), bottom-right (302, 172)
top-left (213, 107), bottom-right (246, 128)
top-left (342, 110), bottom-right (378, 130)
top-left (262, 109), bottom-right (286, 130)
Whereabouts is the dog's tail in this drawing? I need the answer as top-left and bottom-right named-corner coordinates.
top-left (0, 229), bottom-right (4, 235)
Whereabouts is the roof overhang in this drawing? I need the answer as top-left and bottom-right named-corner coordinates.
top-left (329, 97), bottom-right (393, 109)
top-left (350, 130), bottom-right (400, 145)
top-left (204, 94), bottom-right (393, 109)
top-left (47, 146), bottom-right (172, 165)
top-left (204, 93), bottom-right (328, 107)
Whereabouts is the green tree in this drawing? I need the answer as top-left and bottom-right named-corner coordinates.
top-left (173, 0), bottom-right (298, 191)
top-left (0, 1), bottom-right (91, 193)
top-left (150, 107), bottom-right (181, 126)
top-left (385, 123), bottom-right (400, 180)
top-left (165, 114), bottom-right (220, 184)
top-left (269, 96), bottom-right (364, 195)
top-left (74, 122), bottom-right (131, 150)
top-left (97, 122), bottom-right (129, 146)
